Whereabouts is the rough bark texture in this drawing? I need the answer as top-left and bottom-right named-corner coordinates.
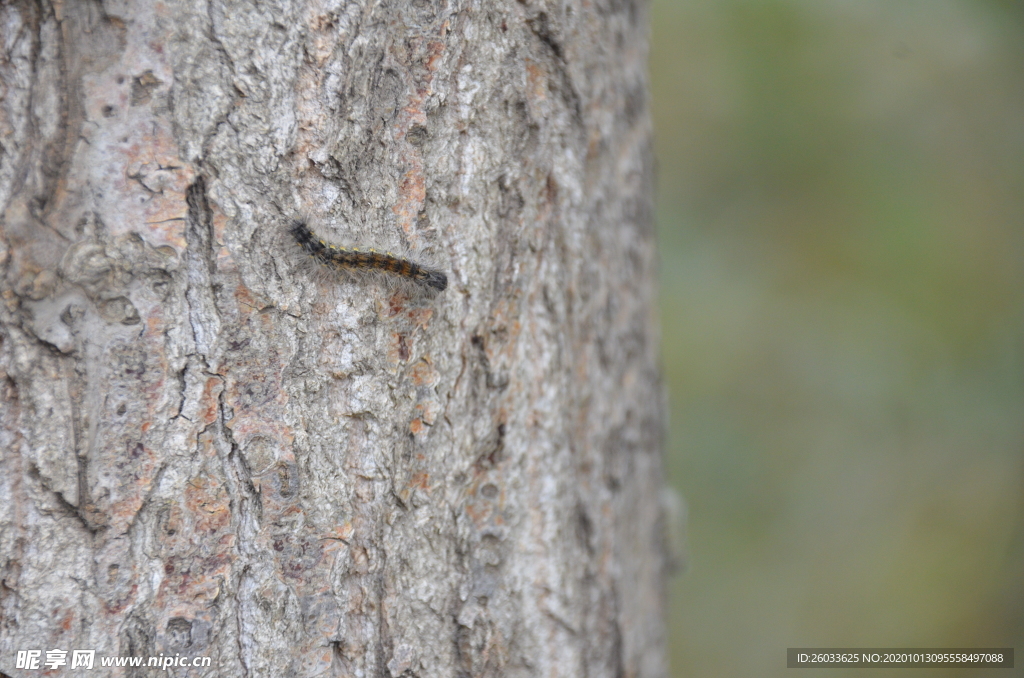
top-left (0, 0), bottom-right (664, 676)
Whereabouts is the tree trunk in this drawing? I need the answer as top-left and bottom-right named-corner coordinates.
top-left (0, 0), bottom-right (665, 676)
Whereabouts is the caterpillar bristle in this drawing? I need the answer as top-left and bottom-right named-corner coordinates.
top-left (290, 220), bottom-right (447, 293)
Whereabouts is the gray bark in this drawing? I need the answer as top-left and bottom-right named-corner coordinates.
top-left (0, 0), bottom-right (665, 676)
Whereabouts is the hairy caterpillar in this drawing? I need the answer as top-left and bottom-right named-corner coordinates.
top-left (290, 221), bottom-right (448, 292)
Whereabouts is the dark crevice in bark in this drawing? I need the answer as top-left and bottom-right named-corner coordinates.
top-left (184, 175), bottom-right (223, 355)
top-left (525, 12), bottom-right (564, 61)
top-left (36, 1), bottom-right (70, 219)
top-left (2, 1), bottom-right (40, 209)
top-left (523, 12), bottom-right (584, 126)
top-left (374, 526), bottom-right (392, 678)
top-left (198, 6), bottom-right (243, 163)
top-left (608, 583), bottom-right (626, 678)
top-left (217, 377), bottom-right (263, 531)
top-left (25, 461), bottom-right (101, 535)
top-left (235, 565), bottom-right (254, 678)
top-left (185, 176), bottom-right (216, 282)
top-left (67, 357), bottom-right (95, 530)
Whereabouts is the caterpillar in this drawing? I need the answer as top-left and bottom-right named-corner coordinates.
top-left (290, 220), bottom-right (448, 292)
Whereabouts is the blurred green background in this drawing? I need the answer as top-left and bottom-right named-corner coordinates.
top-left (649, 1), bottom-right (1024, 676)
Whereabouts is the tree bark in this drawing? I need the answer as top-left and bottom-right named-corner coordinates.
top-left (0, 0), bottom-right (665, 676)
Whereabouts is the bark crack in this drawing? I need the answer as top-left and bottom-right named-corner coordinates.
top-left (184, 175), bottom-right (222, 356)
